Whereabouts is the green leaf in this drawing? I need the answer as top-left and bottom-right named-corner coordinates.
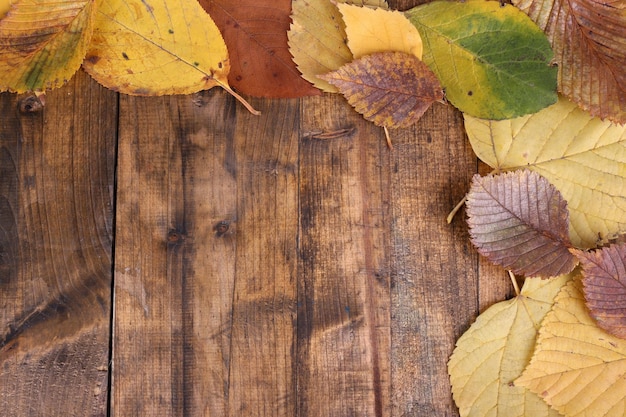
top-left (405, 0), bottom-right (557, 119)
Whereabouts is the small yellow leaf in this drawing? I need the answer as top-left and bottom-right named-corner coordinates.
top-left (449, 274), bottom-right (571, 417)
top-left (84, 0), bottom-right (229, 96)
top-left (465, 95), bottom-right (626, 249)
top-left (288, 0), bottom-right (388, 93)
top-left (338, 4), bottom-right (422, 60)
top-left (516, 279), bottom-right (626, 417)
top-left (0, 0), bottom-right (97, 93)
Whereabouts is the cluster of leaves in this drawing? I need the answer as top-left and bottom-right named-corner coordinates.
top-left (2, 0), bottom-right (625, 415)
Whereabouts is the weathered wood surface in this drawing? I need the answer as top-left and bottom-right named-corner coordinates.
top-left (0, 9), bottom-right (512, 415)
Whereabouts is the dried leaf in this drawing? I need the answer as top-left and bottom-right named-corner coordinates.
top-left (465, 96), bottom-right (626, 249)
top-left (197, 0), bottom-right (320, 98)
top-left (449, 274), bottom-right (571, 417)
top-left (512, 0), bottom-right (626, 123)
top-left (406, 0), bottom-right (557, 119)
top-left (319, 52), bottom-right (442, 129)
top-left (576, 243), bottom-right (626, 339)
top-left (338, 4), bottom-right (422, 59)
top-left (0, 0), bottom-right (97, 93)
top-left (467, 170), bottom-right (578, 278)
top-left (516, 279), bottom-right (626, 417)
top-left (288, 0), bottom-right (388, 93)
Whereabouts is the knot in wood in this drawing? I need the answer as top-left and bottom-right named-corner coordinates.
top-left (167, 230), bottom-right (185, 244)
top-left (18, 95), bottom-right (43, 114)
top-left (214, 220), bottom-right (231, 237)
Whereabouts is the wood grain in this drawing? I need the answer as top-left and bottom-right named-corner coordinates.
top-left (0, 71), bottom-right (116, 417)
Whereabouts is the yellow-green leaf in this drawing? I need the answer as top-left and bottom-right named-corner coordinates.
top-left (516, 279), bottom-right (626, 417)
top-left (288, 0), bottom-right (388, 93)
top-left (338, 3), bottom-right (422, 60)
top-left (449, 275), bottom-right (571, 417)
top-left (406, 0), bottom-right (557, 119)
top-left (0, 0), bottom-right (97, 93)
top-left (465, 96), bottom-right (626, 249)
top-left (83, 0), bottom-right (229, 96)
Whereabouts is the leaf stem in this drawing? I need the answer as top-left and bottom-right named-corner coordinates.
top-left (508, 270), bottom-right (520, 296)
top-left (446, 194), bottom-right (467, 224)
top-left (383, 126), bottom-right (393, 150)
top-left (221, 84), bottom-right (261, 115)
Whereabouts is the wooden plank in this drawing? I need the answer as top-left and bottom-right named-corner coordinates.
top-left (298, 95), bottom-right (392, 416)
top-left (226, 97), bottom-right (299, 416)
top-left (113, 91), bottom-right (300, 416)
top-left (0, 71), bottom-right (116, 416)
top-left (388, 104), bottom-right (480, 416)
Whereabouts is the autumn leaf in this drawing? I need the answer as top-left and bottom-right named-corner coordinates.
top-left (338, 3), bottom-right (422, 59)
top-left (0, 0), bottom-right (97, 93)
top-left (197, 0), bottom-right (320, 98)
top-left (575, 243), bottom-right (626, 339)
top-left (516, 279), bottom-right (626, 417)
top-left (405, 0), bottom-right (557, 119)
top-left (512, 0), bottom-right (626, 124)
top-left (465, 96), bottom-right (626, 249)
top-left (83, 0), bottom-right (256, 114)
top-left (467, 170), bottom-right (578, 278)
top-left (449, 274), bottom-right (571, 417)
top-left (319, 51), bottom-right (443, 129)
top-left (288, 0), bottom-right (388, 93)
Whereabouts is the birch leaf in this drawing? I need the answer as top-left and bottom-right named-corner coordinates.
top-left (465, 96), bottom-right (626, 249)
top-left (288, 0), bottom-right (388, 93)
top-left (319, 51), bottom-right (443, 129)
top-left (516, 279), bottom-right (626, 417)
top-left (449, 274), bottom-right (571, 417)
top-left (467, 170), bottom-right (578, 278)
top-left (405, 0), bottom-right (557, 119)
top-left (0, 0), bottom-right (97, 93)
top-left (197, 0), bottom-right (320, 98)
top-left (576, 243), bottom-right (626, 339)
top-left (338, 4), bottom-right (422, 59)
top-left (512, 0), bottom-right (626, 123)
top-left (83, 0), bottom-right (232, 97)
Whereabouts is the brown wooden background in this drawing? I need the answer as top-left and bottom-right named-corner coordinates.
top-left (0, 6), bottom-right (512, 414)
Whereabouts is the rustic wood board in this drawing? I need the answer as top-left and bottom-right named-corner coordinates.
top-left (0, 3), bottom-right (514, 412)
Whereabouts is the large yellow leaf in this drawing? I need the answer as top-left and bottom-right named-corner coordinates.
top-left (83, 0), bottom-right (230, 96)
top-left (465, 96), bottom-right (626, 249)
top-left (449, 275), bottom-right (571, 417)
top-left (288, 0), bottom-right (388, 93)
top-left (0, 0), bottom-right (97, 93)
top-left (516, 279), bottom-right (626, 417)
top-left (338, 4), bottom-right (422, 60)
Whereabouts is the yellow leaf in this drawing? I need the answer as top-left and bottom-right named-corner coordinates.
top-left (516, 279), bottom-right (626, 417)
top-left (465, 96), bottom-right (626, 249)
top-left (449, 275), bottom-right (571, 417)
top-left (84, 0), bottom-right (229, 96)
top-left (0, 0), bottom-right (97, 93)
top-left (338, 4), bottom-right (422, 60)
top-left (288, 0), bottom-right (388, 93)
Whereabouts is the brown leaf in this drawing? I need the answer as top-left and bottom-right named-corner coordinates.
top-left (319, 51), bottom-right (443, 128)
top-left (198, 0), bottom-right (320, 98)
top-left (575, 243), bottom-right (626, 339)
top-left (467, 170), bottom-right (578, 278)
top-left (513, 0), bottom-right (626, 123)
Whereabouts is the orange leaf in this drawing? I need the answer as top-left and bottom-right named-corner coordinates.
top-left (198, 0), bottom-right (320, 98)
top-left (513, 0), bottom-right (626, 123)
top-left (576, 243), bottom-right (626, 339)
top-left (319, 51), bottom-right (442, 128)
